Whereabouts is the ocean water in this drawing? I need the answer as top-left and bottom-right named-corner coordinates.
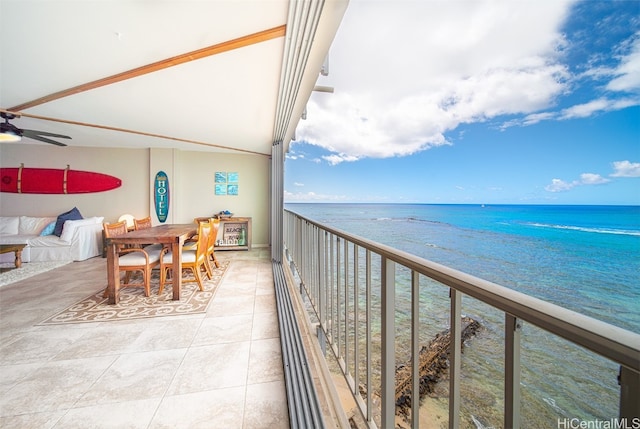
top-left (285, 203), bottom-right (640, 427)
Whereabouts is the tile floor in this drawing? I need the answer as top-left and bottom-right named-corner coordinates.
top-left (0, 249), bottom-right (289, 429)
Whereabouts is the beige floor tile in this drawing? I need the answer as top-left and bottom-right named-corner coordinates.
top-left (0, 356), bottom-right (116, 415)
top-left (223, 268), bottom-right (259, 284)
top-left (0, 361), bottom-right (42, 395)
top-left (52, 325), bottom-right (146, 360)
top-left (0, 410), bottom-right (66, 429)
top-left (150, 387), bottom-right (245, 429)
top-left (191, 314), bottom-right (253, 346)
top-left (252, 311), bottom-right (279, 340)
top-left (124, 318), bottom-right (203, 352)
top-left (167, 342), bottom-right (250, 395)
top-left (54, 398), bottom-right (160, 429)
top-left (254, 293), bottom-right (276, 314)
top-left (207, 294), bottom-right (256, 317)
top-left (248, 338), bottom-right (284, 384)
top-left (243, 381), bottom-right (289, 429)
top-left (0, 329), bottom-right (88, 365)
top-left (217, 279), bottom-right (257, 296)
top-left (76, 349), bottom-right (186, 407)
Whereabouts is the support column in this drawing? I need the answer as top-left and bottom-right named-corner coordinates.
top-left (271, 140), bottom-right (284, 262)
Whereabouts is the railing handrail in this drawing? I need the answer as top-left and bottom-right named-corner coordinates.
top-left (285, 209), bottom-right (640, 373)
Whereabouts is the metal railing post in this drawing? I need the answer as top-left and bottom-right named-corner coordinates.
top-left (354, 245), bottom-right (360, 393)
top-left (449, 289), bottom-right (461, 429)
top-left (619, 366), bottom-right (640, 418)
top-left (366, 249), bottom-right (373, 425)
top-left (381, 256), bottom-right (396, 429)
top-left (411, 271), bottom-right (420, 429)
top-left (505, 314), bottom-right (522, 429)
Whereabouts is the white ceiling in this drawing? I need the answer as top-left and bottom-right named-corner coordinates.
top-left (0, 0), bottom-right (347, 156)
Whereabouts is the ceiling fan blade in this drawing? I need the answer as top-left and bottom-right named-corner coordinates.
top-left (21, 130), bottom-right (68, 146)
top-left (22, 129), bottom-right (71, 139)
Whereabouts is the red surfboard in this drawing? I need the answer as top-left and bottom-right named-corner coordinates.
top-left (0, 166), bottom-right (122, 194)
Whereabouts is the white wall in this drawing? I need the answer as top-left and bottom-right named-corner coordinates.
top-left (0, 144), bottom-right (271, 247)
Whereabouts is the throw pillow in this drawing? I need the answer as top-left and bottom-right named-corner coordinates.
top-left (53, 207), bottom-right (83, 237)
top-left (0, 217), bottom-right (20, 235)
top-left (40, 222), bottom-right (56, 236)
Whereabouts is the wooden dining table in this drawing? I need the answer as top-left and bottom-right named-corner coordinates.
top-left (105, 223), bottom-right (197, 304)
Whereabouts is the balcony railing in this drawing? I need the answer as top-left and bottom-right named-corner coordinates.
top-left (283, 209), bottom-right (640, 429)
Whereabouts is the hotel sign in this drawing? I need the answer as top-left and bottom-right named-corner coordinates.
top-left (154, 171), bottom-right (170, 223)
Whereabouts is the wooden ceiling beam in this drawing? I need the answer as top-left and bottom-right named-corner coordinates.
top-left (9, 25), bottom-right (286, 112)
top-left (0, 109), bottom-right (270, 156)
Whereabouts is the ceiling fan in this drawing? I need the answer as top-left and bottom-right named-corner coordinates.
top-left (0, 112), bottom-right (71, 146)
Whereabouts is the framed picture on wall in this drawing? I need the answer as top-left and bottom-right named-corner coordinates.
top-left (215, 184), bottom-right (227, 195)
top-left (215, 172), bottom-right (227, 183)
top-left (214, 171), bottom-right (239, 196)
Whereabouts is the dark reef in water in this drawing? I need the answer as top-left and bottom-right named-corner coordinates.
top-left (349, 317), bottom-right (481, 428)
top-left (394, 316), bottom-right (481, 420)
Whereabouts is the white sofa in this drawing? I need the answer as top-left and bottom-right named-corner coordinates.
top-left (0, 216), bottom-right (104, 263)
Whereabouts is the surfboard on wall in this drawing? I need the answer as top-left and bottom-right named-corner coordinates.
top-left (154, 171), bottom-right (170, 223)
top-left (0, 165), bottom-right (122, 194)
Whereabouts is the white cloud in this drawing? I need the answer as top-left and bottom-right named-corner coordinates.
top-left (322, 152), bottom-right (361, 165)
top-left (579, 173), bottom-right (610, 185)
top-left (559, 97), bottom-right (640, 120)
top-left (293, 182), bottom-right (304, 187)
top-left (611, 160), bottom-right (640, 177)
top-left (296, 0), bottom-right (576, 161)
top-left (545, 172), bottom-right (611, 192)
top-left (560, 98), bottom-right (611, 119)
top-left (530, 31), bottom-right (640, 124)
top-left (606, 32), bottom-right (640, 93)
top-left (545, 178), bottom-right (576, 192)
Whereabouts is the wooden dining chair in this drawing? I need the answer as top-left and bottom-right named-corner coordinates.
top-left (133, 216), bottom-right (163, 252)
top-left (184, 218), bottom-right (219, 276)
top-left (103, 220), bottom-right (164, 297)
top-left (182, 217), bottom-right (205, 250)
top-left (133, 216), bottom-right (152, 230)
top-left (207, 218), bottom-right (221, 270)
top-left (159, 220), bottom-right (211, 294)
top-left (195, 217), bottom-right (220, 279)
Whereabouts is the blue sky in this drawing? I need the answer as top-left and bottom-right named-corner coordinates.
top-left (284, 0), bottom-right (640, 205)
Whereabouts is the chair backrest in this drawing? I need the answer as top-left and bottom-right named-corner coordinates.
top-left (209, 218), bottom-right (219, 250)
top-left (134, 216), bottom-right (153, 230)
top-left (104, 220), bottom-right (128, 238)
top-left (196, 221), bottom-right (212, 260)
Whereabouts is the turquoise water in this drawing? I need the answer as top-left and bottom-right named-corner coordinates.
top-left (285, 203), bottom-right (640, 427)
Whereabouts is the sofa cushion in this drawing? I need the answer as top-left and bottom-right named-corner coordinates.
top-left (40, 222), bottom-right (56, 236)
top-left (53, 207), bottom-right (83, 237)
top-left (59, 217), bottom-right (104, 243)
top-left (0, 234), bottom-right (31, 245)
top-left (0, 217), bottom-right (20, 235)
top-left (26, 235), bottom-right (69, 247)
top-left (19, 216), bottom-right (57, 235)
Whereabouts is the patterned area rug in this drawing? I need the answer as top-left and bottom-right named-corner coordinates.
top-left (0, 260), bottom-right (72, 288)
top-left (38, 260), bottom-right (229, 325)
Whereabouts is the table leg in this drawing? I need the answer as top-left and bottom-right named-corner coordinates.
top-left (106, 243), bottom-right (120, 304)
top-left (14, 249), bottom-right (23, 268)
top-left (171, 241), bottom-right (182, 300)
